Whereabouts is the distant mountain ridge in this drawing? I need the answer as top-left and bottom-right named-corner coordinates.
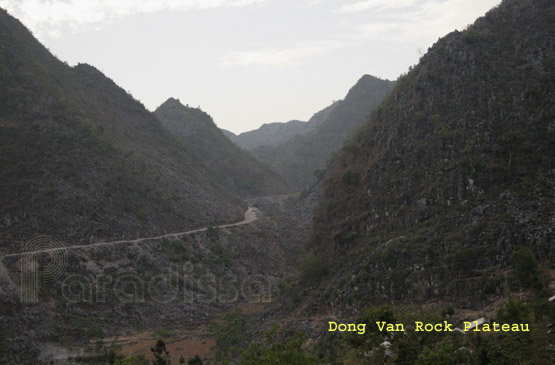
top-left (224, 120), bottom-right (309, 149)
top-left (155, 98), bottom-right (290, 197)
top-left (249, 75), bottom-right (395, 188)
top-left (224, 100), bottom-right (340, 150)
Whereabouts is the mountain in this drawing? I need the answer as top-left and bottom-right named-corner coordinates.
top-left (0, 8), bottom-right (245, 249)
top-left (154, 98), bottom-right (290, 197)
top-left (223, 102), bottom-right (339, 150)
top-left (230, 119), bottom-right (309, 149)
top-left (310, 0), bottom-right (554, 309)
top-left (250, 75), bottom-right (395, 188)
top-left (0, 9), bottom-right (293, 362)
top-left (227, 1), bottom-right (554, 363)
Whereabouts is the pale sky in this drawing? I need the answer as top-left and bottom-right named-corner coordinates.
top-left (1, 0), bottom-right (501, 133)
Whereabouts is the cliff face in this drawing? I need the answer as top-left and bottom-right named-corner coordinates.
top-left (0, 9), bottom-right (245, 250)
top-left (155, 98), bottom-right (290, 198)
top-left (311, 0), bottom-right (554, 310)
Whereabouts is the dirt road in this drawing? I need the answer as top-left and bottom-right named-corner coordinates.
top-left (1, 207), bottom-right (259, 260)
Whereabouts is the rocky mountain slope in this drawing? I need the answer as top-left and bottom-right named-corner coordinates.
top-left (0, 8), bottom-right (246, 251)
top-left (310, 0), bottom-right (554, 311)
top-left (0, 8), bottom-right (303, 363)
top-left (250, 75), bottom-right (395, 188)
top-left (227, 1), bottom-right (554, 363)
top-left (0, 198), bottom-right (308, 363)
top-left (154, 98), bottom-right (289, 198)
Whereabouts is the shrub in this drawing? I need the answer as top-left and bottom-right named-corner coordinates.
top-left (206, 226), bottom-right (219, 242)
top-left (299, 253), bottom-right (328, 284)
top-left (512, 247), bottom-right (540, 290)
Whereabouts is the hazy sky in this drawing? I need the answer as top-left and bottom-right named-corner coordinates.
top-left (1, 0), bottom-right (501, 133)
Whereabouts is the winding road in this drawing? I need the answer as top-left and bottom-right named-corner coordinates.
top-left (1, 207), bottom-right (259, 260)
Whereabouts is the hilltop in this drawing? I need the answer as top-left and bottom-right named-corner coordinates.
top-left (249, 75), bottom-right (395, 188)
top-left (155, 98), bottom-right (289, 197)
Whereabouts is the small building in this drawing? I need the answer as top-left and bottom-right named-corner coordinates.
top-left (380, 341), bottom-right (392, 349)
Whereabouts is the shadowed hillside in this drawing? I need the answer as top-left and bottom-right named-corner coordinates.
top-left (155, 98), bottom-right (290, 198)
top-left (0, 8), bottom-right (245, 250)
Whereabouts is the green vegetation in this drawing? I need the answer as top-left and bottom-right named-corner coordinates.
top-left (208, 238), bottom-right (232, 268)
top-left (299, 253), bottom-right (328, 284)
top-left (512, 247), bottom-right (541, 290)
top-left (284, 299), bottom-right (553, 364)
top-left (206, 226), bottom-right (219, 242)
top-left (66, 317), bottom-right (105, 341)
top-left (242, 325), bottom-right (318, 365)
top-left (278, 277), bottom-right (302, 304)
top-left (187, 354), bottom-right (203, 364)
top-left (160, 238), bottom-right (192, 263)
top-left (208, 309), bottom-right (249, 362)
top-left (154, 328), bottom-right (173, 339)
top-left (150, 339), bottom-right (170, 365)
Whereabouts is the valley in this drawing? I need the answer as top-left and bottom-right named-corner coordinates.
top-left (1, 0), bottom-right (554, 363)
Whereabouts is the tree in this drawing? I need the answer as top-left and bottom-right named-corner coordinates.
top-left (242, 329), bottom-right (318, 365)
top-left (512, 247), bottom-right (541, 290)
top-left (299, 253), bottom-right (327, 284)
top-left (188, 354), bottom-right (203, 365)
top-left (150, 339), bottom-right (170, 365)
top-left (496, 295), bottom-right (531, 324)
top-left (416, 339), bottom-right (474, 364)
